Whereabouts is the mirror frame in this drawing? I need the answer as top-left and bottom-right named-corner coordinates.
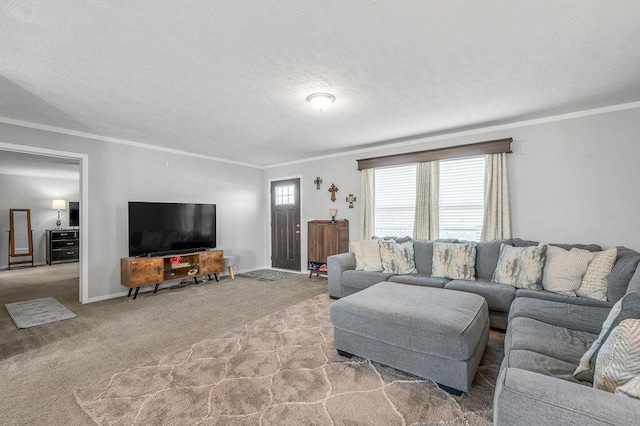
top-left (9, 208), bottom-right (34, 257)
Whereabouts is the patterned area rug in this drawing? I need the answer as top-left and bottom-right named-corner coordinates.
top-left (4, 296), bottom-right (77, 329)
top-left (74, 295), bottom-right (504, 425)
top-left (239, 269), bottom-right (297, 281)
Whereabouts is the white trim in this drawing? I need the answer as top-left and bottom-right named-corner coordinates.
top-left (2, 101), bottom-right (639, 170)
top-left (0, 171), bottom-right (79, 180)
top-left (0, 117), bottom-right (261, 169)
top-left (0, 142), bottom-right (90, 304)
top-left (264, 100), bottom-right (640, 168)
top-left (266, 175), bottom-right (304, 272)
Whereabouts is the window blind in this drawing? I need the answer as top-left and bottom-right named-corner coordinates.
top-left (439, 156), bottom-right (485, 241)
top-left (374, 164), bottom-right (417, 237)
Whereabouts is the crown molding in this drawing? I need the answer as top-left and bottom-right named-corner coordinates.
top-left (2, 99), bottom-right (639, 170)
top-left (264, 100), bottom-right (640, 168)
top-left (0, 117), bottom-right (262, 169)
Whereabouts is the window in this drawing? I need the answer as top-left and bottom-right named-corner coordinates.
top-left (374, 164), bottom-right (416, 237)
top-left (371, 156), bottom-right (485, 241)
top-left (439, 156), bottom-right (485, 241)
top-left (274, 184), bottom-right (295, 205)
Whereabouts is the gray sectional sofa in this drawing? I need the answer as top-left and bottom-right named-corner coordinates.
top-left (328, 238), bottom-right (640, 425)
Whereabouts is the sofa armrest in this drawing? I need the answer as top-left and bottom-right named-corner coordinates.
top-left (328, 253), bottom-right (356, 298)
top-left (495, 367), bottom-right (640, 426)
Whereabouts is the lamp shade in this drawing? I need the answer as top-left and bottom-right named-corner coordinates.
top-left (52, 199), bottom-right (66, 210)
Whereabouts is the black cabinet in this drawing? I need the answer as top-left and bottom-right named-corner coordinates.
top-left (46, 229), bottom-right (80, 265)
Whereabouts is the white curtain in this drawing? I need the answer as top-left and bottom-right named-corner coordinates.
top-left (360, 168), bottom-right (375, 240)
top-left (481, 153), bottom-right (511, 240)
top-left (413, 161), bottom-right (440, 240)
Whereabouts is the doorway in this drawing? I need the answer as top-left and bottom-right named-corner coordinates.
top-left (270, 178), bottom-right (301, 270)
top-left (0, 142), bottom-right (89, 303)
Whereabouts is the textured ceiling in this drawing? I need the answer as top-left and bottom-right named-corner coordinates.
top-left (1, 1), bottom-right (640, 166)
top-left (0, 150), bottom-right (79, 179)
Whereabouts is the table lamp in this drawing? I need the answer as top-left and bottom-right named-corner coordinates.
top-left (52, 199), bottom-right (66, 229)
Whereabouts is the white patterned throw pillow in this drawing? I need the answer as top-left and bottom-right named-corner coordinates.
top-left (542, 246), bottom-right (595, 297)
top-left (378, 240), bottom-right (417, 275)
top-left (492, 244), bottom-right (547, 289)
top-left (349, 240), bottom-right (383, 272)
top-left (574, 292), bottom-right (640, 382)
top-left (576, 247), bottom-right (617, 301)
top-left (594, 319), bottom-right (640, 392)
top-left (431, 242), bottom-right (477, 280)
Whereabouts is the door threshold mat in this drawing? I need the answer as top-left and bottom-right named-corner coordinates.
top-left (238, 269), bottom-right (297, 281)
top-left (4, 297), bottom-right (77, 329)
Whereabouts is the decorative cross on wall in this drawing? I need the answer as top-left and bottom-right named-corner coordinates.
top-left (314, 177), bottom-right (323, 190)
top-left (328, 183), bottom-right (339, 202)
top-left (346, 194), bottom-right (357, 208)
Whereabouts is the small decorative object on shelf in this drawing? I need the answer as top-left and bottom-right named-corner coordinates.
top-left (346, 194), bottom-right (357, 208)
top-left (314, 176), bottom-right (323, 190)
top-left (330, 208), bottom-right (338, 222)
top-left (328, 183), bottom-right (339, 202)
top-left (169, 255), bottom-right (183, 267)
top-left (187, 268), bottom-right (199, 276)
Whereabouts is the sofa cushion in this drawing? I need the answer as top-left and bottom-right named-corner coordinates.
top-left (594, 318), bottom-right (640, 393)
top-left (378, 240), bottom-right (417, 274)
top-left (492, 244), bottom-right (547, 289)
top-left (616, 374), bottom-right (640, 398)
top-left (607, 247), bottom-right (640, 302)
top-left (505, 349), bottom-right (584, 384)
top-left (512, 238), bottom-right (602, 252)
top-left (542, 246), bottom-right (595, 297)
top-left (444, 279), bottom-right (515, 312)
top-left (413, 238), bottom-right (458, 275)
top-left (506, 316), bottom-right (597, 365)
top-left (475, 239), bottom-right (512, 280)
top-left (576, 247), bottom-right (617, 301)
top-left (432, 242), bottom-right (477, 280)
top-left (342, 270), bottom-right (392, 290)
top-left (574, 292), bottom-right (640, 382)
top-left (349, 240), bottom-right (383, 272)
top-left (509, 294), bottom-right (612, 334)
top-left (387, 274), bottom-right (448, 288)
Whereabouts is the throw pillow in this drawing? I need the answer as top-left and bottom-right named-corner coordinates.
top-left (349, 240), bottom-right (383, 272)
top-left (542, 246), bottom-right (595, 297)
top-left (615, 374), bottom-right (640, 399)
top-left (378, 240), bottom-right (417, 274)
top-left (431, 242), bottom-right (477, 280)
top-left (574, 292), bottom-right (640, 382)
top-left (492, 244), bottom-right (547, 289)
top-left (594, 319), bottom-right (640, 392)
top-left (577, 247), bottom-right (618, 301)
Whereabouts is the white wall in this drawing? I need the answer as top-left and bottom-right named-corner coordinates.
top-left (264, 106), bottom-right (640, 267)
top-left (0, 122), bottom-right (266, 300)
top-left (0, 174), bottom-right (79, 267)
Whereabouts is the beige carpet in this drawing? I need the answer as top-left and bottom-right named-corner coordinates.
top-left (0, 264), bottom-right (327, 425)
top-left (75, 294), bottom-right (504, 425)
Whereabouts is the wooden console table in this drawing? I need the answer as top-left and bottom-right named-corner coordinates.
top-left (121, 249), bottom-right (223, 299)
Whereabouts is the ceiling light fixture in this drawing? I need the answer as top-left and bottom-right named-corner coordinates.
top-left (306, 93), bottom-right (335, 111)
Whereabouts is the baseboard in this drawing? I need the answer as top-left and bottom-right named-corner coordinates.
top-left (85, 266), bottom-right (269, 303)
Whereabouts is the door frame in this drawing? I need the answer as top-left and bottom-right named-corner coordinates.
top-left (266, 174), bottom-right (304, 272)
top-left (0, 141), bottom-right (90, 304)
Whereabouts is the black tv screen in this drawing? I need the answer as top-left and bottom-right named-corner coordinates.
top-left (128, 202), bottom-right (216, 257)
top-left (69, 201), bottom-right (79, 227)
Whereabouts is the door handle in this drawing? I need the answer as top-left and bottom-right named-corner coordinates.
top-left (295, 231), bottom-right (300, 234)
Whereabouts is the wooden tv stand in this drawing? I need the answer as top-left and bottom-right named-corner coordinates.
top-left (121, 249), bottom-right (223, 299)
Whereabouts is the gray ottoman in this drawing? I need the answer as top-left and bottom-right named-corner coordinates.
top-left (330, 281), bottom-right (489, 394)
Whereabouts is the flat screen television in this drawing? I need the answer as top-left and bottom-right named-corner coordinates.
top-left (128, 202), bottom-right (216, 257)
top-left (69, 201), bottom-right (80, 227)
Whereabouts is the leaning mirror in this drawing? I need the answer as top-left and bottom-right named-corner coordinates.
top-left (9, 208), bottom-right (34, 268)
